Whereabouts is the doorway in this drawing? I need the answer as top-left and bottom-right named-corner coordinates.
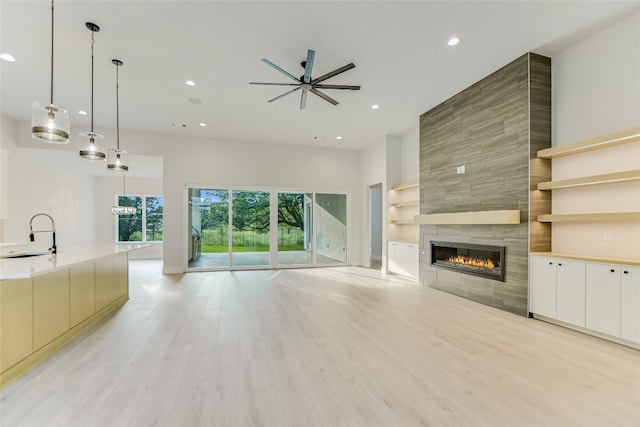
top-left (369, 183), bottom-right (383, 269)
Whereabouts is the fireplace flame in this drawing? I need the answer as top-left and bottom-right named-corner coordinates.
top-left (448, 255), bottom-right (495, 269)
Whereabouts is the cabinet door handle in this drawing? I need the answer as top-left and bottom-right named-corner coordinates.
top-left (548, 262), bottom-right (553, 265)
top-left (610, 269), bottom-right (616, 273)
top-left (623, 270), bottom-right (629, 274)
top-left (558, 263), bottom-right (562, 266)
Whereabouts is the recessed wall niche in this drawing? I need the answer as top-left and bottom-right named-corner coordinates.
top-left (419, 52), bottom-right (551, 316)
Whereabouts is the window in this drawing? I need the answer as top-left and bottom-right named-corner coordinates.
top-left (115, 195), bottom-right (163, 242)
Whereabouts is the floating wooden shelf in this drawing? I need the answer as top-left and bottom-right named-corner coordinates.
top-left (390, 219), bottom-right (416, 225)
top-left (390, 182), bottom-right (419, 191)
top-left (537, 212), bottom-right (640, 223)
top-left (414, 210), bottom-right (520, 225)
top-left (391, 200), bottom-right (419, 208)
top-left (537, 170), bottom-right (640, 190)
top-left (537, 127), bottom-right (640, 159)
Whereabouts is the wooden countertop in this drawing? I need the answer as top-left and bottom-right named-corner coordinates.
top-left (530, 252), bottom-right (640, 267)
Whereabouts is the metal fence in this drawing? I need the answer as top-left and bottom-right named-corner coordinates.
top-left (199, 227), bottom-right (304, 248)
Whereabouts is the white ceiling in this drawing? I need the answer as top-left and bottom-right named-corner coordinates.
top-left (1, 1), bottom-right (638, 152)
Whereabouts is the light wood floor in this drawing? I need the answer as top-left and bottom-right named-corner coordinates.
top-left (1, 260), bottom-right (638, 426)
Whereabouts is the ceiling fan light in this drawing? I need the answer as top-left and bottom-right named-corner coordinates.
top-left (31, 102), bottom-right (70, 143)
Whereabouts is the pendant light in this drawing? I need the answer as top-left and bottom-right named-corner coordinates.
top-left (79, 22), bottom-right (106, 160)
top-left (31, 0), bottom-right (70, 144)
top-left (112, 172), bottom-right (136, 215)
top-left (107, 59), bottom-right (129, 172)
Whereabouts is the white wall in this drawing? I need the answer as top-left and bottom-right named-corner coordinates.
top-left (550, 11), bottom-right (640, 259)
top-left (552, 11), bottom-right (640, 145)
top-left (1, 116), bottom-right (97, 252)
top-left (400, 127), bottom-right (419, 184)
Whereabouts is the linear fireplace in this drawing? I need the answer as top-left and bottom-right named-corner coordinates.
top-left (430, 241), bottom-right (505, 281)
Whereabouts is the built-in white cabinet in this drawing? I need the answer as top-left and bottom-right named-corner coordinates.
top-left (530, 256), bottom-right (558, 319)
top-left (388, 241), bottom-right (418, 280)
top-left (621, 266), bottom-right (640, 342)
top-left (530, 255), bottom-right (639, 346)
top-left (586, 263), bottom-right (621, 337)
top-left (530, 256), bottom-right (585, 326)
top-left (556, 260), bottom-right (586, 327)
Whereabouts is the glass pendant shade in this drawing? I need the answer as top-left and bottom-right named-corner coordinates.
top-left (79, 132), bottom-right (105, 160)
top-left (79, 22), bottom-right (105, 161)
top-left (32, 0), bottom-right (69, 144)
top-left (107, 148), bottom-right (129, 172)
top-left (31, 102), bottom-right (70, 143)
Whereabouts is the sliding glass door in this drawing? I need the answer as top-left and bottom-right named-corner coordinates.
top-left (188, 187), bottom-right (347, 269)
top-left (315, 193), bottom-right (347, 264)
top-left (189, 189), bottom-right (229, 268)
top-left (231, 190), bottom-right (270, 267)
top-left (278, 192), bottom-right (312, 265)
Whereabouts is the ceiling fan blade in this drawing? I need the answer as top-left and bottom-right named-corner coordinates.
top-left (261, 58), bottom-right (300, 83)
top-left (311, 63), bottom-right (355, 85)
top-left (250, 82), bottom-right (301, 86)
top-left (267, 86), bottom-right (301, 103)
top-left (310, 88), bottom-right (338, 105)
top-left (303, 49), bottom-right (315, 84)
top-left (300, 88), bottom-right (309, 109)
top-left (314, 84), bottom-right (361, 90)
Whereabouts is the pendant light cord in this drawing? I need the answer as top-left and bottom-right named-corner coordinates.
top-left (50, 0), bottom-right (54, 105)
top-left (115, 62), bottom-right (120, 150)
top-left (90, 30), bottom-right (95, 133)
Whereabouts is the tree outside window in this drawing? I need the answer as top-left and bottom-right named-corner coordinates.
top-left (116, 195), bottom-right (163, 242)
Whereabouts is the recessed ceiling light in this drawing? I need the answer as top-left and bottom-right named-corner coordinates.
top-left (199, 122), bottom-right (206, 127)
top-left (0, 53), bottom-right (15, 62)
top-left (371, 104), bottom-right (380, 110)
top-left (448, 37), bottom-right (460, 46)
top-left (186, 80), bottom-right (195, 86)
top-left (336, 136), bottom-right (343, 140)
top-left (78, 110), bottom-right (87, 116)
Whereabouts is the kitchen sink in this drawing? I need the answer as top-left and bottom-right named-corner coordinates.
top-left (0, 251), bottom-right (50, 259)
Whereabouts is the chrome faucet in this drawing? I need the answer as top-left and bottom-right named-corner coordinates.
top-left (29, 213), bottom-right (57, 255)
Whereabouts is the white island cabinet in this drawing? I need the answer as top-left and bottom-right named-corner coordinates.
top-left (0, 244), bottom-right (145, 388)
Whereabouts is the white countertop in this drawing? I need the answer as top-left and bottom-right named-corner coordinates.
top-left (0, 244), bottom-right (149, 280)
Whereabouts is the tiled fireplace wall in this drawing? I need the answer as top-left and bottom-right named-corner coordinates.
top-left (419, 52), bottom-right (551, 316)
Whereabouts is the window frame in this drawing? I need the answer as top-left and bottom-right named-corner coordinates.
top-left (114, 194), bottom-right (164, 243)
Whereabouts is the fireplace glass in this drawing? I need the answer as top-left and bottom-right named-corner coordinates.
top-left (430, 241), bottom-right (505, 281)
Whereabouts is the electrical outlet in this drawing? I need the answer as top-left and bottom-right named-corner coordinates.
top-left (603, 231), bottom-right (612, 241)
top-left (460, 165), bottom-right (465, 174)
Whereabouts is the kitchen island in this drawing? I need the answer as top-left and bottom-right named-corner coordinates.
top-left (0, 244), bottom-right (147, 388)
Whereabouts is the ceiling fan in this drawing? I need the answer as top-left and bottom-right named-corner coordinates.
top-left (250, 49), bottom-right (361, 109)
